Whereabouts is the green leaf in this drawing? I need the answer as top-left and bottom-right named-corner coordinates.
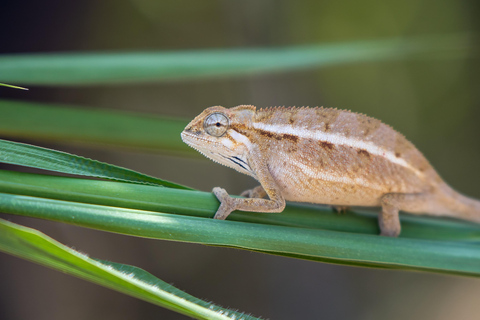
top-left (0, 138), bottom-right (190, 189)
top-left (1, 190), bottom-right (480, 277)
top-left (0, 34), bottom-right (470, 85)
top-left (0, 100), bottom-right (191, 153)
top-left (0, 169), bottom-right (479, 242)
top-left (0, 218), bottom-right (261, 320)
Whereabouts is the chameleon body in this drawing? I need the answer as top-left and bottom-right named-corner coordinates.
top-left (181, 105), bottom-right (480, 236)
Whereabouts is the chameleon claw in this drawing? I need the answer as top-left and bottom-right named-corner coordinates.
top-left (332, 205), bottom-right (350, 214)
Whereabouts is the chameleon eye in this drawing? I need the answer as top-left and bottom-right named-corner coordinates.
top-left (204, 113), bottom-right (229, 137)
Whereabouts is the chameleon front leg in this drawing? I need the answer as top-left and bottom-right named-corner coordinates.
top-left (212, 158), bottom-right (285, 220)
top-left (379, 193), bottom-right (428, 237)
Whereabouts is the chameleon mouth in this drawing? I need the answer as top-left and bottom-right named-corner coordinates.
top-left (181, 130), bottom-right (254, 177)
top-left (181, 131), bottom-right (205, 146)
top-left (180, 131), bottom-right (201, 146)
top-left (181, 131), bottom-right (223, 150)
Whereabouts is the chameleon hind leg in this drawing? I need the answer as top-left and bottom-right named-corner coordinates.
top-left (379, 193), bottom-right (429, 237)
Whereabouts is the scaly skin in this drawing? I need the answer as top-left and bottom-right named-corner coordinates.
top-left (181, 105), bottom-right (480, 237)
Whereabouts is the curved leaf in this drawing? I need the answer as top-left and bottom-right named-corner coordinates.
top-left (0, 139), bottom-right (190, 189)
top-left (0, 218), bottom-right (260, 320)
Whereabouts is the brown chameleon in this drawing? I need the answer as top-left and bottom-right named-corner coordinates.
top-left (181, 105), bottom-right (480, 237)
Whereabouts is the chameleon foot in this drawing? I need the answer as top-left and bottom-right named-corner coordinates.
top-left (212, 187), bottom-right (235, 220)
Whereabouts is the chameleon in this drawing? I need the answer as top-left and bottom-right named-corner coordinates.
top-left (181, 105), bottom-right (480, 237)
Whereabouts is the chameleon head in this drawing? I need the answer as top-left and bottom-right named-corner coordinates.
top-left (181, 105), bottom-right (256, 177)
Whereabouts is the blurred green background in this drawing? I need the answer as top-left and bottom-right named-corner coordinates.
top-left (1, 0), bottom-right (479, 319)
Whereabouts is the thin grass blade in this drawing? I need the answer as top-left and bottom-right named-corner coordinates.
top-left (0, 82), bottom-right (28, 90)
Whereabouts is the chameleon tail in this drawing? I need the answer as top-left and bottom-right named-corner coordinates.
top-left (435, 185), bottom-right (480, 223)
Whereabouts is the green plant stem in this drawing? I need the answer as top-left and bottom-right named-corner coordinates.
top-left (1, 169), bottom-right (479, 241)
top-left (1, 192), bottom-right (480, 277)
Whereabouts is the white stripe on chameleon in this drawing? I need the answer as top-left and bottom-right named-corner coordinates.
top-left (294, 161), bottom-right (378, 189)
top-left (253, 122), bottom-right (423, 178)
top-left (228, 129), bottom-right (252, 149)
top-left (220, 137), bottom-right (234, 149)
